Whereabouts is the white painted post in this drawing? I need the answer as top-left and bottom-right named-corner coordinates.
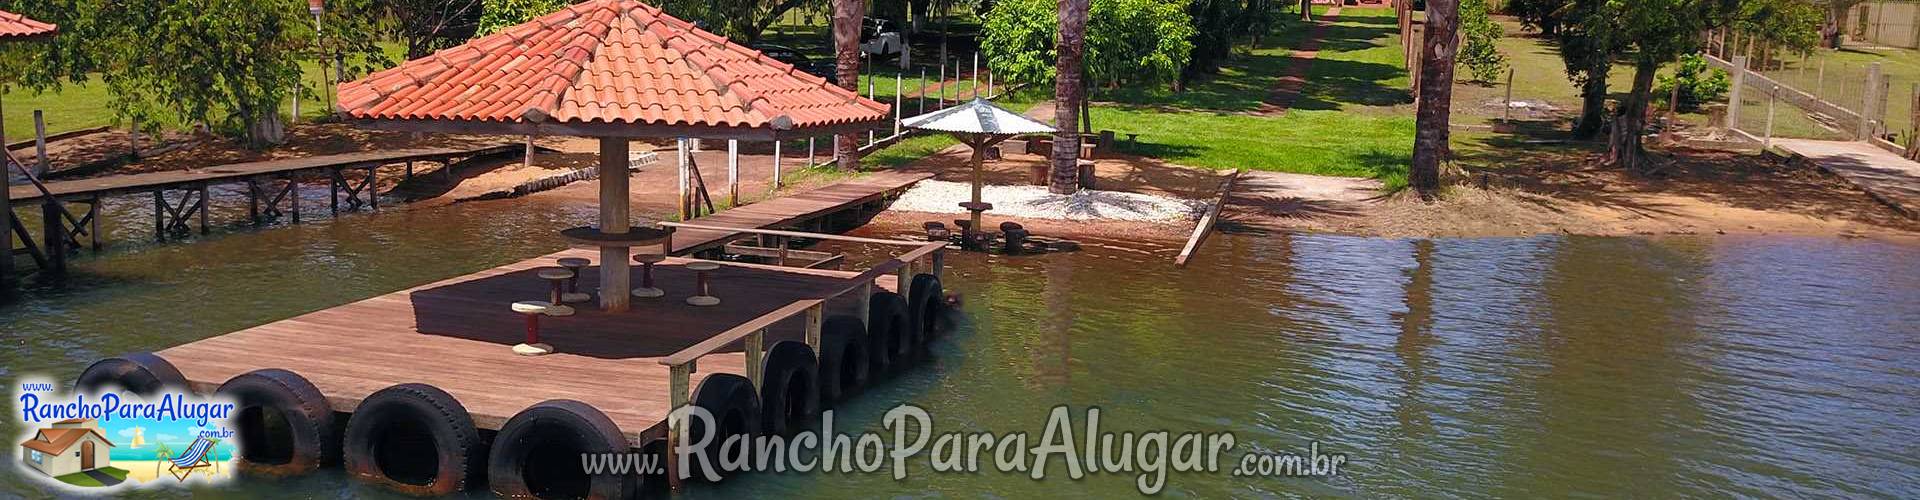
top-left (938, 60), bottom-right (947, 107)
top-left (919, 67), bottom-right (928, 113)
top-left (971, 52), bottom-right (979, 96)
top-left (1765, 85), bottom-right (1778, 148)
top-left (1861, 62), bottom-right (1883, 140)
top-left (677, 138), bottom-right (689, 220)
top-left (726, 139), bottom-right (739, 207)
top-left (773, 140), bottom-right (783, 188)
top-left (807, 137), bottom-right (816, 167)
top-left (894, 74), bottom-right (903, 136)
top-left (1727, 56), bottom-right (1747, 130)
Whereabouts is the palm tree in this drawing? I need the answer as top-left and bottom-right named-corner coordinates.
top-left (1050, 0), bottom-right (1090, 195)
top-left (1410, 0), bottom-right (1460, 197)
top-left (835, 0), bottom-right (867, 170)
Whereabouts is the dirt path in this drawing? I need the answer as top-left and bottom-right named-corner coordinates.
top-left (1256, 6), bottom-right (1342, 116)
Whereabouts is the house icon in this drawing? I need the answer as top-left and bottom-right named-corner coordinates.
top-left (19, 418), bottom-right (115, 479)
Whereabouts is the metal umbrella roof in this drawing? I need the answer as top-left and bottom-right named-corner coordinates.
top-left (902, 97), bottom-right (1057, 136)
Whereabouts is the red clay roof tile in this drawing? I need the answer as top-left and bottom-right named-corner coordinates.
top-left (338, 0), bottom-right (884, 133)
top-left (0, 9), bottom-right (56, 40)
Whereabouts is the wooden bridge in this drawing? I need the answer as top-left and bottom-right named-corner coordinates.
top-left (3, 144), bottom-right (523, 284)
top-left (667, 170), bottom-right (932, 255)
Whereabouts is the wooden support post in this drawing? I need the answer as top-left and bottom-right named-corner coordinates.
top-left (290, 177), bottom-right (301, 224)
top-left (666, 362), bottom-right (691, 490)
top-left (1, 160), bottom-right (11, 289)
top-left (33, 110), bottom-right (48, 177)
top-left (897, 260), bottom-right (914, 303)
top-left (600, 138), bottom-right (633, 312)
top-left (152, 190), bottom-right (165, 241)
top-left (248, 178), bottom-right (262, 224)
top-left (857, 281), bottom-right (873, 330)
top-left (726, 139), bottom-right (738, 207)
top-left (329, 168), bottom-right (341, 215)
top-left (524, 135), bottom-right (535, 167)
top-left (931, 248), bottom-right (945, 278)
top-left (366, 166), bottom-right (379, 210)
top-left (197, 183), bottom-right (210, 235)
top-left (87, 195), bottom-right (101, 251)
top-left (42, 200), bottom-right (64, 274)
top-left (745, 329), bottom-right (766, 391)
top-left (805, 302), bottom-right (823, 349)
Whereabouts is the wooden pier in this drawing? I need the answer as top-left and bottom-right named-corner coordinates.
top-left (157, 249), bottom-right (901, 443)
top-left (669, 170), bottom-right (932, 255)
top-left (4, 144), bottom-right (522, 281)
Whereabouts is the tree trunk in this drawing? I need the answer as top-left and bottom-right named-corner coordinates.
top-left (1301, 0), bottom-right (1313, 21)
top-left (1409, 0), bottom-right (1459, 197)
top-left (1573, 57), bottom-right (1610, 139)
top-left (1822, 4), bottom-right (1846, 49)
top-left (1605, 58), bottom-right (1661, 173)
top-left (1050, 0), bottom-right (1090, 195)
top-left (834, 0), bottom-right (866, 171)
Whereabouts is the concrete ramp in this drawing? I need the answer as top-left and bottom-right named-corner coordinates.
top-left (1774, 139), bottom-right (1920, 218)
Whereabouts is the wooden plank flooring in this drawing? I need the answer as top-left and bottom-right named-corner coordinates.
top-left (670, 170), bottom-right (932, 254)
top-left (10, 144), bottom-right (521, 202)
top-left (157, 249), bottom-right (895, 444)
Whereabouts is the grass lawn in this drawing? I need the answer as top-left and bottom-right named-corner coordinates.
top-left (1094, 6), bottom-right (1417, 189)
top-left (53, 466), bottom-right (128, 487)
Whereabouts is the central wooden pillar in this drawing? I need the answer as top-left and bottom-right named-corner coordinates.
top-left (599, 138), bottom-right (632, 312)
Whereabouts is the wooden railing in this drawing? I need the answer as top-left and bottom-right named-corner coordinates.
top-left (651, 223), bottom-right (946, 487)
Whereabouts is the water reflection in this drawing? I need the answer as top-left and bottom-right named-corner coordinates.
top-left (1, 196), bottom-right (1916, 497)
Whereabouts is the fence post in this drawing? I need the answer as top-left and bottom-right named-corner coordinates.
top-left (1726, 56), bottom-right (1748, 130)
top-left (919, 67), bottom-right (928, 114)
top-left (773, 140), bottom-right (783, 188)
top-left (726, 139), bottom-right (739, 207)
top-left (894, 74), bottom-right (903, 136)
top-left (938, 60), bottom-right (947, 108)
top-left (1814, 60), bottom-right (1826, 103)
top-left (1908, 82), bottom-right (1920, 159)
top-left (807, 136), bottom-right (816, 168)
top-left (33, 110), bottom-right (48, 177)
top-left (1503, 67), bottom-right (1515, 121)
top-left (1765, 85), bottom-right (1778, 148)
top-left (1860, 62), bottom-right (1883, 140)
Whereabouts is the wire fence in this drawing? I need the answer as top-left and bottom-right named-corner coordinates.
top-left (1704, 30), bottom-right (1917, 151)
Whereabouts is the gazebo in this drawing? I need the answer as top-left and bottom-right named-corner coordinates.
top-left (336, 0), bottom-right (889, 312)
top-left (900, 97), bottom-right (1056, 239)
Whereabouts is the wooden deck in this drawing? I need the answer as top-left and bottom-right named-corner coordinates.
top-left (9, 144), bottom-right (523, 202)
top-left (670, 170), bottom-right (931, 255)
top-left (157, 249), bottom-right (895, 444)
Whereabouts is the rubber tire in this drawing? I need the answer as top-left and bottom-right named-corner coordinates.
top-left (75, 352), bottom-right (190, 397)
top-left (637, 437), bottom-right (669, 497)
top-left (817, 315), bottom-right (870, 404)
top-left (870, 291), bottom-right (916, 369)
top-left (215, 369), bottom-right (338, 476)
top-left (342, 383), bottom-right (484, 496)
top-left (686, 374), bottom-right (759, 482)
top-left (488, 400), bottom-right (633, 499)
top-left (908, 273), bottom-right (946, 340)
top-left (759, 341), bottom-right (819, 436)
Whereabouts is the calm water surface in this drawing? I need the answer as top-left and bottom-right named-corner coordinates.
top-left (1, 192), bottom-right (1916, 498)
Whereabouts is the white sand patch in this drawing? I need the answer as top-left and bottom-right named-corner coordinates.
top-left (889, 180), bottom-right (1208, 223)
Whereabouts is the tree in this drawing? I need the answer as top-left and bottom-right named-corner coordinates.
top-left (0, 0), bottom-right (387, 148)
top-left (477, 0), bottom-right (568, 35)
top-left (1052, 0), bottom-right (1090, 194)
top-left (834, 0), bottom-right (865, 170)
top-left (1410, 0), bottom-right (1460, 196)
top-left (383, 0), bottom-right (484, 59)
top-left (1459, 0), bottom-right (1508, 83)
top-left (1600, 0), bottom-right (1739, 173)
top-left (980, 0), bottom-right (1194, 88)
top-left (1817, 0), bottom-right (1868, 49)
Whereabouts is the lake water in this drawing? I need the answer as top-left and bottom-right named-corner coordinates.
top-left (2, 191), bottom-right (1917, 498)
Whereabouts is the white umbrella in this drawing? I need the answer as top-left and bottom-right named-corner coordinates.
top-left (902, 98), bottom-right (1057, 236)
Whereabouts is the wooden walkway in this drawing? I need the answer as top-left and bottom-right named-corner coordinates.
top-left (157, 249), bottom-right (896, 444)
top-left (670, 170), bottom-right (931, 254)
top-left (9, 144), bottom-right (521, 202)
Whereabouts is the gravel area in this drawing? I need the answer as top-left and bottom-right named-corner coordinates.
top-left (889, 180), bottom-right (1208, 223)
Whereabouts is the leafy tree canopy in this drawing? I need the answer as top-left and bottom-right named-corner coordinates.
top-left (980, 0), bottom-right (1195, 88)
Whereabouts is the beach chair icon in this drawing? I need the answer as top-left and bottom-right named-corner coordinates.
top-left (165, 436), bottom-right (220, 481)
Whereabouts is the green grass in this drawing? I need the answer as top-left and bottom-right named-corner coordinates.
top-left (52, 466), bottom-right (127, 487)
top-left (1090, 6), bottom-right (1416, 190)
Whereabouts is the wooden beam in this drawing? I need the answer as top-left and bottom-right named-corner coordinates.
top-left (1175, 169), bottom-right (1242, 267)
top-left (2, 144), bottom-right (11, 288)
top-left (599, 137), bottom-right (633, 312)
top-left (659, 299), bottom-right (822, 366)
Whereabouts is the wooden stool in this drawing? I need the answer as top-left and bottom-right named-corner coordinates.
top-left (555, 257), bottom-right (593, 303)
top-left (685, 261), bottom-right (720, 306)
top-left (631, 254), bottom-right (666, 298)
top-left (510, 301), bottom-right (556, 356)
top-left (537, 268), bottom-right (577, 317)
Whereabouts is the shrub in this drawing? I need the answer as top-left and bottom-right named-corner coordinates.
top-left (1654, 54), bottom-right (1732, 112)
top-left (1459, 0), bottom-right (1509, 83)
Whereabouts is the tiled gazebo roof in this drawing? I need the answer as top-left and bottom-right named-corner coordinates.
top-left (337, 0), bottom-right (888, 139)
top-left (0, 10), bottom-right (57, 40)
